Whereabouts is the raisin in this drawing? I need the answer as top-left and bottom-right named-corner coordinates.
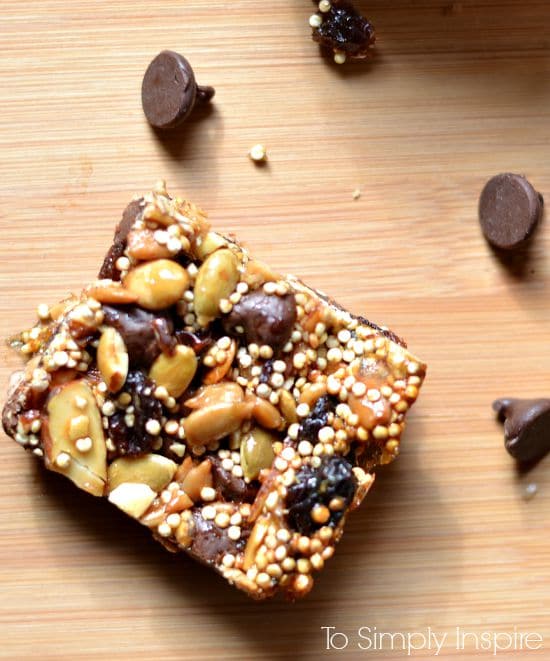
top-left (286, 455), bottom-right (356, 535)
top-left (259, 360), bottom-right (274, 385)
top-left (107, 370), bottom-right (163, 456)
top-left (312, 2), bottom-right (375, 58)
top-left (299, 395), bottom-right (338, 444)
top-left (222, 290), bottom-right (296, 354)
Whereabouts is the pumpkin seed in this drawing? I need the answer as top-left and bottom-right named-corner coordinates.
top-left (194, 249), bottom-right (240, 322)
top-left (149, 344), bottom-right (197, 398)
top-left (240, 427), bottom-right (276, 480)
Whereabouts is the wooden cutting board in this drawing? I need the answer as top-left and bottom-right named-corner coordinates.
top-left (1, 1), bottom-right (549, 659)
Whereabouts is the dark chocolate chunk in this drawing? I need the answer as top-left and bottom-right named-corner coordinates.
top-left (493, 397), bottom-right (550, 463)
top-left (102, 305), bottom-right (174, 368)
top-left (98, 199), bottom-right (143, 281)
top-left (312, 2), bottom-right (375, 58)
top-left (222, 291), bottom-right (296, 354)
top-left (141, 50), bottom-right (215, 130)
top-left (107, 371), bottom-right (163, 456)
top-left (286, 455), bottom-right (356, 535)
top-left (479, 174), bottom-right (543, 250)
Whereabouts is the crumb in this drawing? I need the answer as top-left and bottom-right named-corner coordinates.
top-left (352, 189), bottom-right (361, 200)
top-left (523, 483), bottom-right (538, 501)
top-left (248, 144), bottom-right (268, 163)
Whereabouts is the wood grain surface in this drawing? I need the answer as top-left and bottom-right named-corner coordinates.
top-left (1, 1), bottom-right (550, 659)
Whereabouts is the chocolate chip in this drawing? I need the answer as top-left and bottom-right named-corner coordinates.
top-left (222, 291), bottom-right (297, 354)
top-left (493, 397), bottom-right (550, 463)
top-left (479, 174), bottom-right (544, 250)
top-left (102, 305), bottom-right (174, 368)
top-left (141, 50), bottom-right (215, 130)
top-left (98, 199), bottom-right (143, 280)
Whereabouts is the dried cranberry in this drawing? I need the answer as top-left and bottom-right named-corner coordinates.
top-left (312, 2), bottom-right (375, 58)
top-left (286, 455), bottom-right (356, 535)
top-left (107, 370), bottom-right (162, 456)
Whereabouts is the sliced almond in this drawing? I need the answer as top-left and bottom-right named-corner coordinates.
top-left (278, 389), bottom-right (298, 424)
top-left (107, 453), bottom-right (177, 493)
top-left (242, 259), bottom-right (280, 289)
top-left (243, 516), bottom-right (270, 570)
top-left (348, 393), bottom-right (391, 430)
top-left (248, 395), bottom-right (284, 430)
top-left (127, 228), bottom-right (172, 260)
top-left (175, 510), bottom-right (195, 547)
top-left (97, 327), bottom-right (129, 393)
top-left (87, 282), bottom-right (139, 305)
top-left (299, 381), bottom-right (328, 408)
top-left (108, 483), bottom-right (157, 519)
top-left (174, 456), bottom-right (194, 482)
top-left (184, 382), bottom-right (244, 410)
top-left (203, 339), bottom-right (236, 385)
top-left (181, 459), bottom-right (213, 501)
top-left (149, 345), bottom-right (197, 398)
top-left (166, 491), bottom-right (194, 514)
top-left (194, 231), bottom-right (228, 261)
top-left (54, 455), bottom-right (105, 497)
top-left (68, 414), bottom-right (89, 442)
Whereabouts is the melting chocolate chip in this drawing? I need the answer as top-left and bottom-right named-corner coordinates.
top-left (210, 456), bottom-right (257, 503)
top-left (493, 397), bottom-right (550, 463)
top-left (190, 511), bottom-right (248, 565)
top-left (102, 305), bottom-right (174, 368)
top-left (141, 50), bottom-right (215, 130)
top-left (175, 328), bottom-right (213, 354)
top-left (479, 174), bottom-right (544, 250)
top-left (98, 199), bottom-right (143, 281)
top-left (222, 290), bottom-right (297, 354)
top-left (152, 317), bottom-right (177, 356)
